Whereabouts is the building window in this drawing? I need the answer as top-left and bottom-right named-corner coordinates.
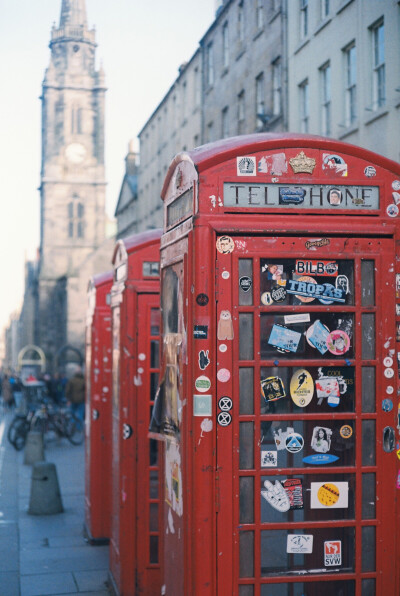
top-left (71, 106), bottom-right (82, 134)
top-left (272, 58), bottom-right (282, 116)
top-left (300, 0), bottom-right (308, 39)
top-left (320, 62), bottom-right (331, 136)
top-left (207, 121), bottom-right (214, 143)
top-left (256, 72), bottom-right (265, 127)
top-left (238, 3), bottom-right (245, 42)
top-left (320, 0), bottom-right (329, 19)
top-left (194, 67), bottom-right (201, 106)
top-left (182, 81), bottom-right (187, 120)
top-left (256, 0), bottom-right (264, 29)
top-left (222, 22), bottom-right (229, 68)
top-left (371, 19), bottom-right (385, 109)
top-left (222, 107), bottom-right (229, 138)
top-left (206, 42), bottom-right (214, 86)
top-left (344, 43), bottom-right (357, 126)
top-left (299, 79), bottom-right (309, 133)
top-left (68, 197), bottom-right (84, 239)
top-left (238, 90), bottom-right (245, 134)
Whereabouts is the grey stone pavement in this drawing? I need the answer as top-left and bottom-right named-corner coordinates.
top-left (0, 412), bottom-right (110, 596)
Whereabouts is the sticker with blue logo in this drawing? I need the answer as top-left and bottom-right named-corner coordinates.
top-left (286, 279), bottom-right (346, 303)
top-left (279, 187), bottom-right (306, 205)
top-left (382, 399), bottom-right (393, 412)
top-left (303, 454), bottom-right (339, 465)
top-left (268, 324), bottom-right (301, 353)
top-left (306, 320), bottom-right (330, 354)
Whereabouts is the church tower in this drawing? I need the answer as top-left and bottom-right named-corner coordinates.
top-left (38, 0), bottom-right (106, 367)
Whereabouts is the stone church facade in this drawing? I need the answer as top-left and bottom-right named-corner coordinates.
top-left (20, 0), bottom-right (111, 372)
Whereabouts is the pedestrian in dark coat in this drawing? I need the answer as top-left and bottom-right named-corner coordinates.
top-left (65, 367), bottom-right (85, 421)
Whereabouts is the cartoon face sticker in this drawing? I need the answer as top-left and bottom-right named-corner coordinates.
top-left (322, 154), bottom-right (348, 177)
top-left (217, 310), bottom-right (234, 340)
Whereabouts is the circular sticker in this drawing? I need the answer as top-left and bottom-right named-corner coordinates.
top-left (364, 166), bottom-right (376, 177)
top-left (218, 396), bottom-right (233, 411)
top-left (392, 180), bottom-right (400, 191)
top-left (221, 270), bottom-right (230, 280)
top-left (195, 375), bottom-right (211, 392)
top-left (217, 368), bottom-right (231, 383)
top-left (290, 369), bottom-right (314, 407)
top-left (326, 330), bottom-right (350, 356)
top-left (305, 321), bottom-right (330, 348)
top-left (295, 276), bottom-right (317, 303)
top-left (219, 343), bottom-right (227, 353)
top-left (317, 483), bottom-right (340, 507)
top-left (285, 432), bottom-right (304, 453)
top-left (122, 423), bottom-right (133, 440)
top-left (138, 367), bottom-right (144, 374)
top-left (387, 204), bottom-right (399, 218)
top-left (261, 292), bottom-right (273, 305)
top-left (386, 385), bottom-right (394, 395)
top-left (217, 411), bottom-right (232, 426)
top-left (340, 425), bottom-right (353, 439)
top-left (196, 293), bottom-right (209, 306)
top-left (138, 353), bottom-right (146, 361)
top-left (384, 368), bottom-right (394, 378)
top-left (382, 398), bottom-right (393, 412)
top-left (393, 192), bottom-right (400, 205)
top-left (216, 236), bottom-right (234, 254)
top-left (271, 286), bottom-right (287, 303)
top-left (383, 356), bottom-right (393, 368)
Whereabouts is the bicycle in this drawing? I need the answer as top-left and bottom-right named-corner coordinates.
top-left (31, 401), bottom-right (84, 445)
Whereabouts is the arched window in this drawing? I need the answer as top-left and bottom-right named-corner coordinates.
top-left (68, 196), bottom-right (85, 239)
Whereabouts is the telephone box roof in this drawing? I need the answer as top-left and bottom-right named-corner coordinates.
top-left (161, 133), bottom-right (400, 199)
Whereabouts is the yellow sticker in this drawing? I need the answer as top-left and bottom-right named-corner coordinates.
top-left (290, 369), bottom-right (314, 407)
top-left (397, 448), bottom-right (400, 461)
top-left (340, 425), bottom-right (353, 439)
top-left (317, 483), bottom-right (340, 507)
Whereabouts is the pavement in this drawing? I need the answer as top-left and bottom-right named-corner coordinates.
top-left (0, 411), bottom-right (110, 596)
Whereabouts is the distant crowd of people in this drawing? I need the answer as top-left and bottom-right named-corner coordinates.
top-left (0, 367), bottom-right (85, 420)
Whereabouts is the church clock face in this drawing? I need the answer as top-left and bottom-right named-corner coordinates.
top-left (65, 142), bottom-right (87, 164)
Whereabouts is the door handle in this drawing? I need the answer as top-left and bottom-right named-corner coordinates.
top-left (383, 426), bottom-right (395, 453)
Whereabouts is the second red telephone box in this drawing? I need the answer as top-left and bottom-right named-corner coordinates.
top-left (85, 270), bottom-right (113, 544)
top-left (153, 133), bottom-right (400, 595)
top-left (109, 229), bottom-right (163, 596)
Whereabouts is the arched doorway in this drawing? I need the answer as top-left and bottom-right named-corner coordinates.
top-left (55, 344), bottom-right (84, 377)
top-left (17, 345), bottom-right (46, 381)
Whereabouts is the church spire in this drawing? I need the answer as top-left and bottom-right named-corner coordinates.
top-left (59, 0), bottom-right (87, 27)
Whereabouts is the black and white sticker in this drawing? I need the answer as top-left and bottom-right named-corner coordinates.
top-left (218, 396), bottom-right (233, 411)
top-left (217, 411), bottom-right (232, 426)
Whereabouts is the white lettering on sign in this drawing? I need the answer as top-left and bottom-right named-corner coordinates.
top-left (223, 183), bottom-right (379, 210)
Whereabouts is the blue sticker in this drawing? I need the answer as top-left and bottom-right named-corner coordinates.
top-left (303, 454), bottom-right (339, 465)
top-left (382, 399), bottom-right (393, 412)
top-left (268, 324), bottom-right (301, 353)
top-left (286, 279), bottom-right (345, 303)
top-left (307, 320), bottom-right (330, 354)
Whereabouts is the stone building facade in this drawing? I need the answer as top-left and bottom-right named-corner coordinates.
top-left (287, 0), bottom-right (400, 163)
top-left (17, 0), bottom-right (111, 372)
top-left (116, 0), bottom-right (399, 237)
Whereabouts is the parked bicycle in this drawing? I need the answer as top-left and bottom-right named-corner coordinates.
top-left (7, 400), bottom-right (84, 450)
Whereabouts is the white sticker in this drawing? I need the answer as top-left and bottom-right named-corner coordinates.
top-left (287, 535), bottom-right (313, 554)
top-left (384, 368), bottom-right (394, 378)
top-left (383, 356), bottom-right (393, 368)
top-left (261, 450), bottom-right (278, 467)
top-left (217, 368), bottom-right (231, 382)
top-left (393, 192), bottom-right (400, 205)
top-left (284, 313), bottom-right (311, 325)
top-left (310, 482), bottom-right (349, 509)
top-left (387, 204), bottom-right (399, 218)
top-left (392, 180), bottom-right (400, 191)
top-left (261, 480), bottom-right (290, 512)
top-left (221, 270), bottom-right (230, 280)
top-left (237, 156), bottom-right (256, 176)
top-left (219, 343), bottom-right (228, 353)
top-left (386, 386), bottom-right (394, 395)
top-left (138, 353), bottom-right (146, 361)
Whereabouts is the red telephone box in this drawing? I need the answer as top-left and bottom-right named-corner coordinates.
top-left (109, 229), bottom-right (163, 596)
top-left (155, 134), bottom-right (400, 595)
top-left (85, 270), bottom-right (113, 544)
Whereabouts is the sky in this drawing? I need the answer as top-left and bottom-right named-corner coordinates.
top-left (0, 0), bottom-right (216, 334)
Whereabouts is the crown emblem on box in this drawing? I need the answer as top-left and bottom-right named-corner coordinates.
top-left (289, 151), bottom-right (316, 174)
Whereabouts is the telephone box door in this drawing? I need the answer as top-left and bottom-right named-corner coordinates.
top-left (216, 235), bottom-right (398, 596)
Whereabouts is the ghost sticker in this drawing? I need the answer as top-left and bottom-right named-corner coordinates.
top-left (218, 310), bottom-right (234, 340)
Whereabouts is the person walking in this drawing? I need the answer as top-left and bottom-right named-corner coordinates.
top-left (65, 367), bottom-right (85, 421)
